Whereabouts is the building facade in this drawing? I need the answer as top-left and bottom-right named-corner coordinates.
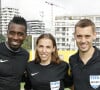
top-left (1, 7), bottom-right (19, 35)
top-left (27, 20), bottom-right (45, 35)
top-left (55, 15), bottom-right (100, 50)
top-left (0, 0), bottom-right (2, 34)
top-left (27, 20), bottom-right (45, 51)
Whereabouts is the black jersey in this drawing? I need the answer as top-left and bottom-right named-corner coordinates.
top-left (69, 47), bottom-right (100, 90)
top-left (0, 42), bottom-right (29, 90)
top-left (25, 60), bottom-right (73, 90)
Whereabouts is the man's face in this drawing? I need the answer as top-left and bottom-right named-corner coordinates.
top-left (7, 23), bottom-right (26, 50)
top-left (74, 26), bottom-right (96, 53)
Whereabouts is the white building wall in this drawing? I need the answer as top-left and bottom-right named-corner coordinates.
top-left (1, 7), bottom-right (19, 35)
top-left (55, 15), bottom-right (100, 50)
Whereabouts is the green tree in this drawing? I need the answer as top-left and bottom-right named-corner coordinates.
top-left (22, 35), bottom-right (32, 50)
top-left (0, 34), bottom-right (6, 42)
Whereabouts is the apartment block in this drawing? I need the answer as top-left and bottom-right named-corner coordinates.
top-left (1, 7), bottom-right (19, 35)
top-left (55, 15), bottom-right (100, 50)
top-left (27, 20), bottom-right (45, 35)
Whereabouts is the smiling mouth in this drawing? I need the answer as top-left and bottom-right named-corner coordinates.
top-left (12, 42), bottom-right (19, 45)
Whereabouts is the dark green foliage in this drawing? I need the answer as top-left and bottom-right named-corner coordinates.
top-left (22, 35), bottom-right (32, 50)
top-left (0, 34), bottom-right (5, 42)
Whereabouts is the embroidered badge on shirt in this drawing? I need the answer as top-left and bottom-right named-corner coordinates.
top-left (90, 75), bottom-right (100, 89)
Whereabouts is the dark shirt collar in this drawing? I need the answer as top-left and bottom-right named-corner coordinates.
top-left (5, 42), bottom-right (21, 53)
top-left (77, 46), bottom-right (99, 65)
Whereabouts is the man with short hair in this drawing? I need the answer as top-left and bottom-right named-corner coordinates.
top-left (0, 16), bottom-right (29, 90)
top-left (69, 19), bottom-right (100, 90)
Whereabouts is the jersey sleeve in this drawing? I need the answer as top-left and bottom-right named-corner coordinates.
top-left (63, 63), bottom-right (73, 88)
top-left (24, 71), bottom-right (33, 90)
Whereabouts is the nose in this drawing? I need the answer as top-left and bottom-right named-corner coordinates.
top-left (42, 47), bottom-right (46, 52)
top-left (81, 37), bottom-right (86, 42)
top-left (13, 34), bottom-right (19, 40)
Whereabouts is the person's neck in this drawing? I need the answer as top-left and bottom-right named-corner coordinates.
top-left (5, 42), bottom-right (20, 52)
top-left (79, 47), bottom-right (95, 64)
top-left (40, 60), bottom-right (51, 66)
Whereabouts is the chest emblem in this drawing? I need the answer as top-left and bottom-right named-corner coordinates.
top-left (90, 75), bottom-right (100, 89)
top-left (50, 81), bottom-right (60, 90)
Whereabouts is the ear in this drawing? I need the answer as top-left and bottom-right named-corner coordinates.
top-left (93, 32), bottom-right (96, 40)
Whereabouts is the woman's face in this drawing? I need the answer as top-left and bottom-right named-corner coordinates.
top-left (36, 38), bottom-right (55, 64)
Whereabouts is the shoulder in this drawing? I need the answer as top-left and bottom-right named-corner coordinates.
top-left (69, 51), bottom-right (78, 63)
top-left (27, 60), bottom-right (40, 71)
top-left (0, 42), bottom-right (7, 53)
top-left (0, 42), bottom-right (4, 45)
top-left (58, 61), bottom-right (69, 69)
top-left (60, 60), bottom-right (68, 66)
top-left (27, 60), bottom-right (36, 67)
top-left (20, 48), bottom-right (29, 56)
top-left (95, 46), bottom-right (100, 54)
top-left (0, 42), bottom-right (5, 48)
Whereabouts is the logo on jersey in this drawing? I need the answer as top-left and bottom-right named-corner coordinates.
top-left (90, 75), bottom-right (100, 89)
top-left (50, 81), bottom-right (60, 90)
top-left (31, 72), bottom-right (39, 76)
top-left (0, 59), bottom-right (8, 63)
